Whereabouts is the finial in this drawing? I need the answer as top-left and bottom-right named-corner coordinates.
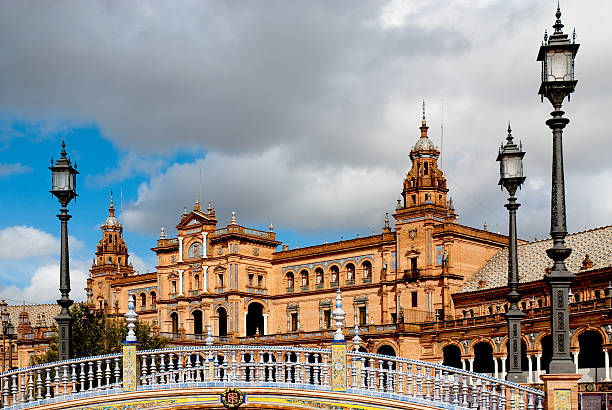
top-left (182, 207), bottom-right (188, 218)
top-left (572, 28), bottom-right (576, 44)
top-left (109, 191), bottom-right (115, 217)
top-left (160, 227), bottom-right (166, 239)
top-left (194, 199), bottom-right (200, 210)
top-left (231, 211), bottom-right (237, 224)
top-left (207, 201), bottom-right (213, 213)
top-left (543, 29), bottom-right (548, 45)
top-left (483, 222), bottom-right (487, 231)
top-left (352, 324), bottom-right (362, 350)
top-left (269, 222), bottom-right (274, 231)
top-left (422, 99), bottom-right (426, 124)
top-left (553, 1), bottom-right (564, 33)
top-left (384, 212), bottom-right (390, 228)
top-left (396, 198), bottom-right (401, 209)
top-left (506, 121), bottom-right (514, 144)
top-left (124, 293), bottom-right (138, 342)
top-left (333, 288), bottom-right (346, 341)
top-left (60, 136), bottom-right (67, 158)
top-left (205, 324), bottom-right (214, 345)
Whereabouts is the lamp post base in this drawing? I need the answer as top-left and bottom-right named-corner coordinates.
top-left (56, 308), bottom-right (73, 361)
top-left (549, 359), bottom-right (576, 375)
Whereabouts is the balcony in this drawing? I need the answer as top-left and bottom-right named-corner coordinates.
top-left (286, 287), bottom-right (294, 293)
top-left (300, 285), bottom-right (309, 292)
top-left (315, 283), bottom-right (324, 290)
top-left (345, 279), bottom-right (355, 286)
top-left (362, 277), bottom-right (372, 284)
top-left (330, 281), bottom-right (339, 288)
top-left (404, 269), bottom-right (420, 281)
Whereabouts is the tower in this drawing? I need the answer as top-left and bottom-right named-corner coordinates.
top-left (90, 194), bottom-right (134, 277)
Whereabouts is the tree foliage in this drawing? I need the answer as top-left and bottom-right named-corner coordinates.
top-left (31, 303), bottom-right (169, 365)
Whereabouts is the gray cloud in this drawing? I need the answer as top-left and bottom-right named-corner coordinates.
top-left (1, 0), bottom-right (610, 241)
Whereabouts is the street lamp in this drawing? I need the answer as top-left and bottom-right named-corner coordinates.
top-left (50, 138), bottom-right (79, 361)
top-left (537, 4), bottom-right (579, 374)
top-left (497, 123), bottom-right (526, 383)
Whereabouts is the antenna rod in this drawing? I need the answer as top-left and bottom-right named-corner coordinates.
top-left (440, 98), bottom-right (444, 171)
top-left (199, 167), bottom-right (203, 203)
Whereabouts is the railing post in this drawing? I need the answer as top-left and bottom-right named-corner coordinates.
top-left (122, 294), bottom-right (139, 392)
top-left (331, 288), bottom-right (347, 392)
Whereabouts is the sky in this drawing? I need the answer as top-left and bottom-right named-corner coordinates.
top-left (1, 1), bottom-right (611, 305)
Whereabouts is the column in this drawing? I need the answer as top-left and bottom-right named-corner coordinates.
top-left (469, 358), bottom-right (474, 372)
top-left (203, 266), bottom-right (208, 292)
top-left (263, 314), bottom-right (268, 335)
top-left (462, 359), bottom-right (466, 371)
top-left (243, 312), bottom-right (247, 336)
top-left (178, 237), bottom-right (183, 262)
top-left (604, 349), bottom-right (610, 382)
top-left (572, 351), bottom-right (578, 370)
top-left (501, 357), bottom-right (506, 380)
top-left (202, 232), bottom-right (207, 257)
top-left (494, 357), bottom-right (499, 379)
top-left (527, 355), bottom-right (533, 384)
top-left (178, 269), bottom-right (184, 296)
top-left (536, 355), bottom-right (542, 382)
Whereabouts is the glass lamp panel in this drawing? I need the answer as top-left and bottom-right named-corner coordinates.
top-left (52, 169), bottom-right (70, 191)
top-left (546, 50), bottom-right (573, 81)
top-left (70, 172), bottom-right (77, 192)
top-left (502, 155), bottom-right (522, 179)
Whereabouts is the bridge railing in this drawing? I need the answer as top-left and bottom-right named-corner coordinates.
top-left (0, 352), bottom-right (122, 408)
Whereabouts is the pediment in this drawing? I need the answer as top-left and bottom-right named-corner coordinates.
top-left (176, 211), bottom-right (216, 230)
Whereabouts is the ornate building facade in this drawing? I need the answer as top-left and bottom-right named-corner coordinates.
top-left (84, 114), bottom-right (612, 386)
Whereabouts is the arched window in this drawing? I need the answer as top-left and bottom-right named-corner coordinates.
top-left (315, 268), bottom-right (324, 285)
top-left (150, 291), bottom-right (157, 306)
top-left (300, 270), bottom-right (309, 289)
top-left (346, 263), bottom-right (355, 282)
top-left (170, 312), bottom-right (179, 334)
top-left (188, 242), bottom-right (202, 259)
top-left (330, 266), bottom-right (339, 284)
top-left (286, 272), bottom-right (294, 289)
top-left (362, 261), bottom-right (372, 280)
top-left (140, 292), bottom-right (146, 308)
top-left (194, 274), bottom-right (200, 290)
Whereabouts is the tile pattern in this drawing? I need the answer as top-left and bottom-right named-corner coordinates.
top-left (459, 225), bottom-right (612, 293)
top-left (331, 342), bottom-right (347, 392)
top-left (6, 304), bottom-right (60, 327)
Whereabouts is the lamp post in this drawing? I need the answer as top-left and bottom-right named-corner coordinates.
top-left (537, 4), bottom-right (579, 374)
top-left (50, 139), bottom-right (79, 361)
top-left (497, 123), bottom-right (526, 383)
top-left (0, 300), bottom-right (8, 372)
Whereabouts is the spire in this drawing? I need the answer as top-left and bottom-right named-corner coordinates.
top-left (109, 191), bottom-right (115, 217)
top-left (420, 99), bottom-right (429, 138)
top-left (553, 1), bottom-right (564, 34)
top-left (506, 121), bottom-right (514, 144)
top-left (60, 136), bottom-right (67, 158)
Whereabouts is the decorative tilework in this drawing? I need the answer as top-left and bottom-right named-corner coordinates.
top-left (554, 389), bottom-right (571, 410)
top-left (131, 286), bottom-right (158, 295)
top-left (460, 226), bottom-right (612, 293)
top-left (332, 342), bottom-right (347, 392)
top-left (122, 343), bottom-right (137, 392)
top-left (282, 254), bottom-right (374, 274)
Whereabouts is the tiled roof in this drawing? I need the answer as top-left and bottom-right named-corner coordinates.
top-left (458, 225), bottom-right (612, 293)
top-left (6, 304), bottom-right (61, 328)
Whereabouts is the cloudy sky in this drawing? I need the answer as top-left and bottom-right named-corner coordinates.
top-left (1, 1), bottom-right (610, 304)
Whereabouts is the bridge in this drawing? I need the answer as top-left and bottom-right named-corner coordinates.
top-left (0, 293), bottom-right (550, 410)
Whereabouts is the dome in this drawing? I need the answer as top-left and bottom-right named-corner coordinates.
top-left (104, 215), bottom-right (122, 227)
top-left (413, 136), bottom-right (436, 151)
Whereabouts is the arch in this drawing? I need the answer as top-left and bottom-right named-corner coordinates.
top-left (246, 302), bottom-right (265, 336)
top-left (346, 263), bottom-right (355, 281)
top-left (149, 290), bottom-right (157, 305)
top-left (285, 272), bottom-right (294, 289)
top-left (361, 260), bottom-right (372, 280)
top-left (443, 344), bottom-right (462, 369)
top-left (192, 310), bottom-right (203, 335)
top-left (217, 306), bottom-right (228, 337)
top-left (578, 330), bottom-right (604, 370)
top-left (473, 342), bottom-right (494, 374)
top-left (377, 345), bottom-right (396, 357)
top-left (299, 269), bottom-right (309, 288)
top-left (139, 292), bottom-right (146, 308)
top-left (315, 267), bottom-right (324, 286)
top-left (188, 242), bottom-right (202, 259)
top-left (572, 326), bottom-right (609, 348)
top-left (330, 265), bottom-right (340, 284)
top-left (170, 312), bottom-right (179, 334)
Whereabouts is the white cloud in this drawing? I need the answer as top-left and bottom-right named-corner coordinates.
top-left (0, 225), bottom-right (84, 260)
top-left (0, 162), bottom-right (32, 177)
top-left (0, 260), bottom-right (89, 304)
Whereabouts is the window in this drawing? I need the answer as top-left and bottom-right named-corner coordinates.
top-left (410, 257), bottom-right (418, 273)
top-left (151, 291), bottom-right (156, 305)
top-left (300, 270), bottom-right (309, 288)
top-left (218, 273), bottom-right (224, 288)
top-left (249, 274), bottom-right (254, 287)
top-left (411, 194), bottom-right (416, 204)
top-left (331, 266), bottom-right (339, 284)
top-left (188, 242), bottom-right (202, 259)
top-left (194, 274), bottom-right (200, 290)
top-left (358, 306), bottom-right (367, 325)
top-left (286, 272), bottom-right (294, 289)
top-left (411, 291), bottom-right (418, 307)
top-left (290, 312), bottom-right (298, 331)
top-left (323, 309), bottom-right (331, 329)
top-left (140, 293), bottom-right (146, 308)
top-left (362, 261), bottom-right (371, 280)
top-left (346, 263), bottom-right (355, 282)
top-left (424, 162), bottom-right (429, 175)
top-left (391, 313), bottom-right (397, 323)
top-left (315, 268), bottom-right (324, 285)
top-left (257, 275), bottom-right (263, 288)
top-left (595, 290), bottom-right (601, 299)
top-left (172, 281), bottom-right (177, 294)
